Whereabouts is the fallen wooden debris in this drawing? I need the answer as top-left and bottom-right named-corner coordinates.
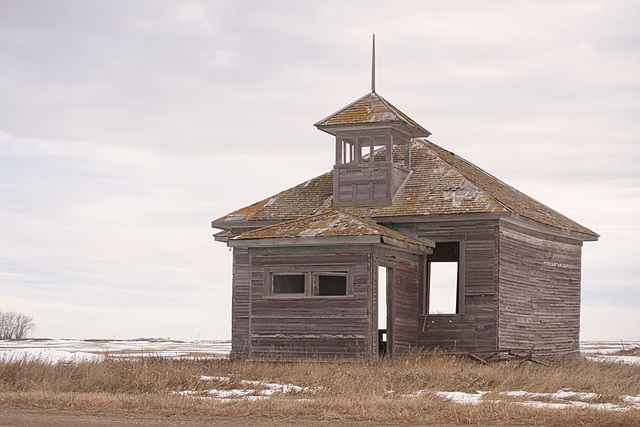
top-left (468, 349), bottom-right (547, 366)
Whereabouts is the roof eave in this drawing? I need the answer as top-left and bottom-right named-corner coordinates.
top-left (502, 213), bottom-right (599, 242)
top-left (380, 236), bottom-right (434, 254)
top-left (315, 121), bottom-right (430, 138)
top-left (211, 219), bottom-right (281, 230)
top-left (228, 234), bottom-right (381, 248)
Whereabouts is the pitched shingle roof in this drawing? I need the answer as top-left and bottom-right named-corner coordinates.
top-left (314, 92), bottom-right (431, 137)
top-left (213, 140), bottom-right (597, 238)
top-left (233, 210), bottom-right (434, 250)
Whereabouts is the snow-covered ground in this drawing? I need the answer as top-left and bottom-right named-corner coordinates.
top-left (581, 341), bottom-right (640, 365)
top-left (0, 338), bottom-right (231, 364)
top-left (1, 339), bottom-right (638, 365)
top-left (433, 389), bottom-right (640, 412)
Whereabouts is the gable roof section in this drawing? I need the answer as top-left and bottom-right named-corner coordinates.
top-left (231, 210), bottom-right (434, 252)
top-left (314, 92), bottom-right (431, 137)
top-left (213, 141), bottom-right (597, 239)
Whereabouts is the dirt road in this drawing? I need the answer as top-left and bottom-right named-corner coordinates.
top-left (0, 408), bottom-right (457, 427)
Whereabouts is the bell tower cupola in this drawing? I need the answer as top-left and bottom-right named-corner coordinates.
top-left (314, 35), bottom-right (431, 207)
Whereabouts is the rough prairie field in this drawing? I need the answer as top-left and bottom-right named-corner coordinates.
top-left (0, 340), bottom-right (639, 426)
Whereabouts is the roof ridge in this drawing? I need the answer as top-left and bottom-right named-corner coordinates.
top-left (374, 93), bottom-right (430, 136)
top-left (416, 139), bottom-right (511, 209)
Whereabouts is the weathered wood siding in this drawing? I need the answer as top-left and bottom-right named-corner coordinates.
top-left (389, 258), bottom-right (421, 355)
top-left (231, 248), bottom-right (250, 358)
top-left (397, 223), bottom-right (499, 352)
top-left (248, 251), bottom-right (372, 360)
top-left (334, 163), bottom-right (392, 206)
top-left (333, 163), bottom-right (409, 207)
top-left (498, 226), bottom-right (582, 357)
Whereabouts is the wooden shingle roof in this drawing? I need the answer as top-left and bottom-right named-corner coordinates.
top-left (314, 92), bottom-right (431, 137)
top-left (232, 210), bottom-right (434, 251)
top-left (213, 140), bottom-right (598, 239)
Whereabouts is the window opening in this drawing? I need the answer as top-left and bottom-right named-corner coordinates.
top-left (372, 144), bottom-right (386, 162)
top-left (428, 262), bottom-right (458, 314)
top-left (273, 274), bottom-right (305, 294)
top-left (318, 275), bottom-right (347, 296)
top-left (372, 135), bottom-right (388, 163)
top-left (360, 144), bottom-right (371, 162)
top-left (427, 242), bottom-right (460, 314)
top-left (342, 140), bottom-right (354, 164)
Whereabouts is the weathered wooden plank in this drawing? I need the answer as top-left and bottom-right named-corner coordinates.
top-left (389, 258), bottom-right (420, 355)
top-left (396, 224), bottom-right (499, 352)
top-left (498, 226), bottom-right (582, 357)
top-left (231, 248), bottom-right (251, 358)
top-left (248, 251), bottom-right (373, 359)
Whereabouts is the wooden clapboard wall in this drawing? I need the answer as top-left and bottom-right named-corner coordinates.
top-left (498, 225), bottom-right (582, 356)
top-left (248, 251), bottom-right (372, 360)
top-left (398, 222), bottom-right (500, 353)
top-left (230, 248), bottom-right (250, 359)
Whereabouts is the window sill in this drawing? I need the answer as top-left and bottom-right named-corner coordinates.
top-left (425, 313), bottom-right (464, 317)
top-left (263, 295), bottom-right (354, 300)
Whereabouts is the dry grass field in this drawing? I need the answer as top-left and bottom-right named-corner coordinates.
top-left (1, 348), bottom-right (639, 426)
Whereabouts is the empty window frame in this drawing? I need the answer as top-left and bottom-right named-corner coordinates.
top-left (272, 274), bottom-right (305, 295)
top-left (427, 242), bottom-right (462, 315)
top-left (341, 139), bottom-right (355, 164)
top-left (317, 273), bottom-right (348, 296)
top-left (357, 135), bottom-right (390, 163)
top-left (266, 266), bottom-right (352, 298)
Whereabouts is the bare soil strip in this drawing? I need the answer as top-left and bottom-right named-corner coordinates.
top-left (0, 408), bottom-right (456, 427)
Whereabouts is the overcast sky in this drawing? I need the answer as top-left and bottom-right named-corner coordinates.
top-left (1, 0), bottom-right (638, 341)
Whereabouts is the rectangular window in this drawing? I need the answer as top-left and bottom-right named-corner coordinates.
top-left (428, 262), bottom-right (458, 314)
top-left (318, 274), bottom-right (347, 296)
top-left (427, 242), bottom-right (462, 315)
top-left (372, 135), bottom-right (388, 163)
top-left (360, 144), bottom-right (371, 161)
top-left (266, 266), bottom-right (352, 298)
top-left (342, 140), bottom-right (354, 164)
top-left (273, 274), bottom-right (305, 294)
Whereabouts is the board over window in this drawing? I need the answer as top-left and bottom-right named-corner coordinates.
top-left (426, 241), bottom-right (464, 315)
top-left (265, 265), bottom-right (353, 298)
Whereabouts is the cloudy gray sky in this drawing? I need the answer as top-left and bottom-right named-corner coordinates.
top-left (1, 0), bottom-right (638, 341)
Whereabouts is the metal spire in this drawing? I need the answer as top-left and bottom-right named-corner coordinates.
top-left (371, 34), bottom-right (376, 93)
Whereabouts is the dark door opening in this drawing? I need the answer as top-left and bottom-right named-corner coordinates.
top-left (378, 329), bottom-right (387, 355)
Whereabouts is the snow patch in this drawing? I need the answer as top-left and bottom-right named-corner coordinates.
top-left (432, 388), bottom-right (640, 412)
top-left (176, 376), bottom-right (319, 401)
top-left (436, 391), bottom-right (487, 405)
top-left (0, 348), bottom-right (104, 364)
top-left (586, 355), bottom-right (640, 365)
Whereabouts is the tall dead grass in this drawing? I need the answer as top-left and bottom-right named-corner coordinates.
top-left (1, 350), bottom-right (639, 425)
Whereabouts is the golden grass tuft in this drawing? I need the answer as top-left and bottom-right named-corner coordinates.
top-left (0, 351), bottom-right (639, 425)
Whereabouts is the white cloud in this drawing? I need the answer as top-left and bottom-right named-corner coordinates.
top-left (0, 0), bottom-right (638, 341)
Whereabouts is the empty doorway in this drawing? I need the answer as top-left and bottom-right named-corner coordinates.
top-left (378, 265), bottom-right (390, 355)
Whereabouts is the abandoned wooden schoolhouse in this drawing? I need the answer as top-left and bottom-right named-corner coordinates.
top-left (212, 45), bottom-right (598, 360)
